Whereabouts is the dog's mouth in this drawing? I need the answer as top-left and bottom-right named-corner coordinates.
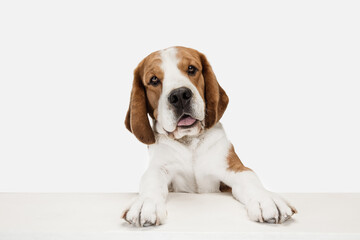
top-left (167, 114), bottom-right (203, 139)
top-left (177, 114), bottom-right (198, 129)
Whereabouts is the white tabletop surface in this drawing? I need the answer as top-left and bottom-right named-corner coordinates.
top-left (0, 193), bottom-right (359, 240)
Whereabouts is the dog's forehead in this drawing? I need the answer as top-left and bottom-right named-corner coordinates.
top-left (160, 47), bottom-right (178, 71)
top-left (140, 47), bottom-right (201, 78)
top-left (160, 47), bottom-right (201, 71)
top-left (142, 51), bottom-right (162, 73)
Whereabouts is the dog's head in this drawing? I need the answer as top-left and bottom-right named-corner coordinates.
top-left (125, 46), bottom-right (228, 144)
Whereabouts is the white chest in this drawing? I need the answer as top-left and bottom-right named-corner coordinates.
top-left (150, 123), bottom-right (231, 193)
top-left (168, 147), bottom-right (221, 193)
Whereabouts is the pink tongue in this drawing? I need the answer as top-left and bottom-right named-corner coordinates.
top-left (177, 116), bottom-right (196, 126)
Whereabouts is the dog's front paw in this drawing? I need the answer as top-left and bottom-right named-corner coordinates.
top-left (122, 197), bottom-right (167, 227)
top-left (246, 191), bottom-right (297, 224)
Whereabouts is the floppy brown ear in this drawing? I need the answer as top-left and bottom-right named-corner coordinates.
top-left (200, 53), bottom-right (229, 129)
top-left (125, 63), bottom-right (155, 145)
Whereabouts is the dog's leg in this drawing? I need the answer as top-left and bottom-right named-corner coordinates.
top-left (122, 166), bottom-right (169, 227)
top-left (224, 170), bottom-right (297, 223)
top-left (222, 145), bottom-right (297, 223)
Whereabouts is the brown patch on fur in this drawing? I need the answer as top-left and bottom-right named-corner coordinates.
top-left (219, 181), bottom-right (232, 192)
top-left (125, 51), bottom-right (164, 145)
top-left (175, 46), bottom-right (229, 129)
top-left (227, 144), bottom-right (252, 172)
top-left (199, 51), bottom-right (228, 129)
top-left (176, 47), bottom-right (205, 100)
top-left (142, 54), bottom-right (163, 114)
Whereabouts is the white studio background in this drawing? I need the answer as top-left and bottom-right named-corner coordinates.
top-left (0, 0), bottom-right (359, 193)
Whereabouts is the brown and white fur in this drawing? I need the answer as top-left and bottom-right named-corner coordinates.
top-left (123, 46), bottom-right (297, 227)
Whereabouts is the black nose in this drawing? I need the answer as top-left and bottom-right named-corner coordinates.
top-left (168, 87), bottom-right (193, 109)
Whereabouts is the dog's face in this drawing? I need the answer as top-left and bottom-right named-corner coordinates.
top-left (125, 47), bottom-right (228, 144)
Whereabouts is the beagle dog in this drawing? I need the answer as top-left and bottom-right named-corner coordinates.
top-left (122, 46), bottom-right (297, 227)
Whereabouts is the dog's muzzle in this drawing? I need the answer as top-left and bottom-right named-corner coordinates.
top-left (168, 87), bottom-right (199, 128)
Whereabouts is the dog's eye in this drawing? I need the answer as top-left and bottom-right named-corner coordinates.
top-left (149, 76), bottom-right (160, 86)
top-left (187, 65), bottom-right (198, 76)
